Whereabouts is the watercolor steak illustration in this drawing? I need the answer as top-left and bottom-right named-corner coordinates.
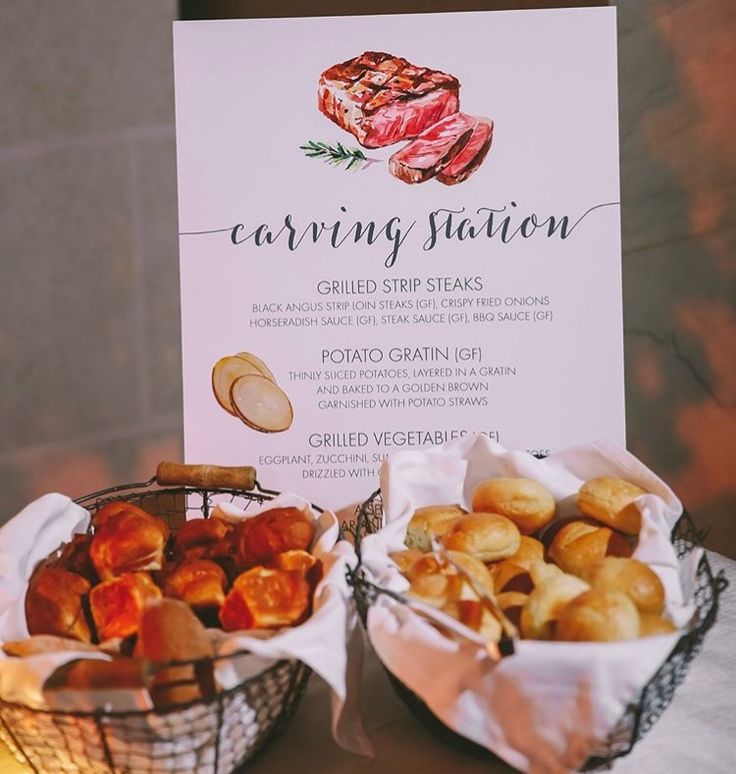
top-left (303, 51), bottom-right (493, 185)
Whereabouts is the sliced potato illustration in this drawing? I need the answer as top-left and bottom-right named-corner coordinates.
top-left (235, 351), bottom-right (276, 382)
top-left (230, 374), bottom-right (294, 433)
top-left (212, 356), bottom-right (263, 415)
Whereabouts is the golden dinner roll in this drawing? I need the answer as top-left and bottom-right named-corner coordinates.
top-left (529, 561), bottom-right (563, 586)
top-left (25, 568), bottom-right (92, 643)
top-left (445, 550), bottom-right (495, 596)
top-left (471, 478), bottom-right (556, 535)
top-left (442, 599), bottom-right (502, 642)
top-left (389, 548), bottom-right (426, 574)
top-left (405, 505), bottom-right (466, 552)
top-left (639, 613), bottom-right (677, 637)
top-left (497, 591), bottom-right (529, 629)
top-left (441, 513), bottom-right (521, 562)
top-left (555, 589), bottom-right (640, 642)
top-left (584, 557), bottom-right (665, 614)
top-left (489, 561), bottom-right (534, 594)
top-left (548, 519), bottom-right (632, 577)
top-left (505, 535), bottom-right (545, 570)
top-left (520, 573), bottom-right (590, 640)
top-left (90, 572), bottom-right (162, 641)
top-left (577, 477), bottom-right (647, 536)
top-left (406, 555), bottom-right (465, 608)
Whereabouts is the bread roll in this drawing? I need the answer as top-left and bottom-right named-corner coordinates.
top-left (490, 561), bottom-right (534, 594)
top-left (584, 557), bottom-right (665, 614)
top-left (135, 598), bottom-right (215, 707)
top-left (639, 613), bottom-right (677, 637)
top-left (406, 555), bottom-right (465, 608)
top-left (90, 505), bottom-right (168, 580)
top-left (233, 507), bottom-right (315, 567)
top-left (174, 517), bottom-right (232, 555)
top-left (577, 477), bottom-right (647, 535)
top-left (161, 559), bottom-right (228, 613)
top-left (548, 519), bottom-right (632, 577)
top-left (555, 589), bottom-right (640, 642)
top-left (90, 572), bottom-right (162, 641)
top-left (219, 566), bottom-right (311, 631)
top-left (442, 599), bottom-right (502, 642)
top-left (404, 505), bottom-right (465, 552)
top-left (25, 568), bottom-right (92, 643)
top-left (269, 550), bottom-right (323, 590)
top-left (505, 535), bottom-right (545, 570)
top-left (520, 573), bottom-right (590, 640)
top-left (53, 534), bottom-right (97, 584)
top-left (389, 548), bottom-right (426, 574)
top-left (471, 478), bottom-right (555, 535)
top-left (496, 591), bottom-right (529, 629)
top-left (441, 513), bottom-right (520, 562)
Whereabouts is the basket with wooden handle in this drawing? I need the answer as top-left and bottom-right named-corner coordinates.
top-left (0, 463), bottom-right (319, 774)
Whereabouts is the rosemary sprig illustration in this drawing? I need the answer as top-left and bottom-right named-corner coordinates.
top-left (300, 140), bottom-right (378, 170)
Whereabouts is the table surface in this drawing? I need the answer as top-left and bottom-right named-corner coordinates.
top-left (1, 552), bottom-right (733, 773)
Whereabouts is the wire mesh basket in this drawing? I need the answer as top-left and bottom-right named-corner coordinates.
top-left (0, 463), bottom-right (318, 774)
top-left (348, 490), bottom-right (728, 771)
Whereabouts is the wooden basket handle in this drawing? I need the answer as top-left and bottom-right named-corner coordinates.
top-left (155, 462), bottom-right (257, 491)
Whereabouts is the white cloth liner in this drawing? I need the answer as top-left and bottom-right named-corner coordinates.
top-left (360, 435), bottom-right (699, 773)
top-left (0, 491), bottom-right (371, 758)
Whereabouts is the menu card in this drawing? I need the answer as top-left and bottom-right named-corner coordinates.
top-left (173, 8), bottom-right (624, 517)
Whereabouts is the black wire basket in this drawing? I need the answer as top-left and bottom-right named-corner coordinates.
top-left (348, 490), bottom-right (728, 772)
top-left (0, 463), bottom-right (319, 774)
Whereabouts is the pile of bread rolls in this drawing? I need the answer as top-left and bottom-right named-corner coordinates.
top-left (391, 476), bottom-right (677, 643)
top-left (4, 501), bottom-right (321, 706)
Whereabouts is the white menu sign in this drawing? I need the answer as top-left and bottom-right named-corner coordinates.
top-left (173, 8), bottom-right (625, 517)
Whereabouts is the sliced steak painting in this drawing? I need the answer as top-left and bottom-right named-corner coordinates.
top-left (436, 119), bottom-right (494, 185)
top-left (388, 113), bottom-right (477, 184)
top-left (318, 51), bottom-right (460, 149)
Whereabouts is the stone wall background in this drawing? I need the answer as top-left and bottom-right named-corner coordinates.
top-left (0, 0), bottom-right (733, 556)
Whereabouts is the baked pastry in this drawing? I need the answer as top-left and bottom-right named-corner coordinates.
top-left (92, 501), bottom-right (170, 542)
top-left (583, 557), bottom-right (665, 614)
top-left (25, 568), bottom-right (92, 643)
top-left (441, 512), bottom-right (520, 562)
top-left (576, 477), bottom-right (647, 535)
top-left (442, 599), bottom-right (502, 642)
top-left (389, 548), bottom-right (426, 574)
top-left (174, 517), bottom-right (232, 555)
top-left (405, 555), bottom-right (468, 607)
top-left (489, 561), bottom-right (534, 594)
top-left (233, 508), bottom-right (315, 567)
top-left (269, 550), bottom-right (323, 589)
top-left (505, 535), bottom-right (545, 570)
top-left (219, 567), bottom-right (311, 631)
top-left (555, 589), bottom-right (640, 642)
top-left (135, 598), bottom-right (215, 707)
top-left (471, 477), bottom-right (556, 535)
top-left (90, 505), bottom-right (168, 580)
top-left (160, 559), bottom-right (228, 614)
top-left (405, 505), bottom-right (465, 552)
top-left (90, 572), bottom-right (162, 641)
top-left (639, 613), bottom-right (677, 637)
top-left (520, 572), bottom-right (590, 640)
top-left (548, 519), bottom-right (632, 577)
top-left (496, 591), bottom-right (529, 629)
top-left (53, 534), bottom-right (97, 584)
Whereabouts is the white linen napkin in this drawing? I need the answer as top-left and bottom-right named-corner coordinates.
top-left (360, 435), bottom-right (697, 772)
